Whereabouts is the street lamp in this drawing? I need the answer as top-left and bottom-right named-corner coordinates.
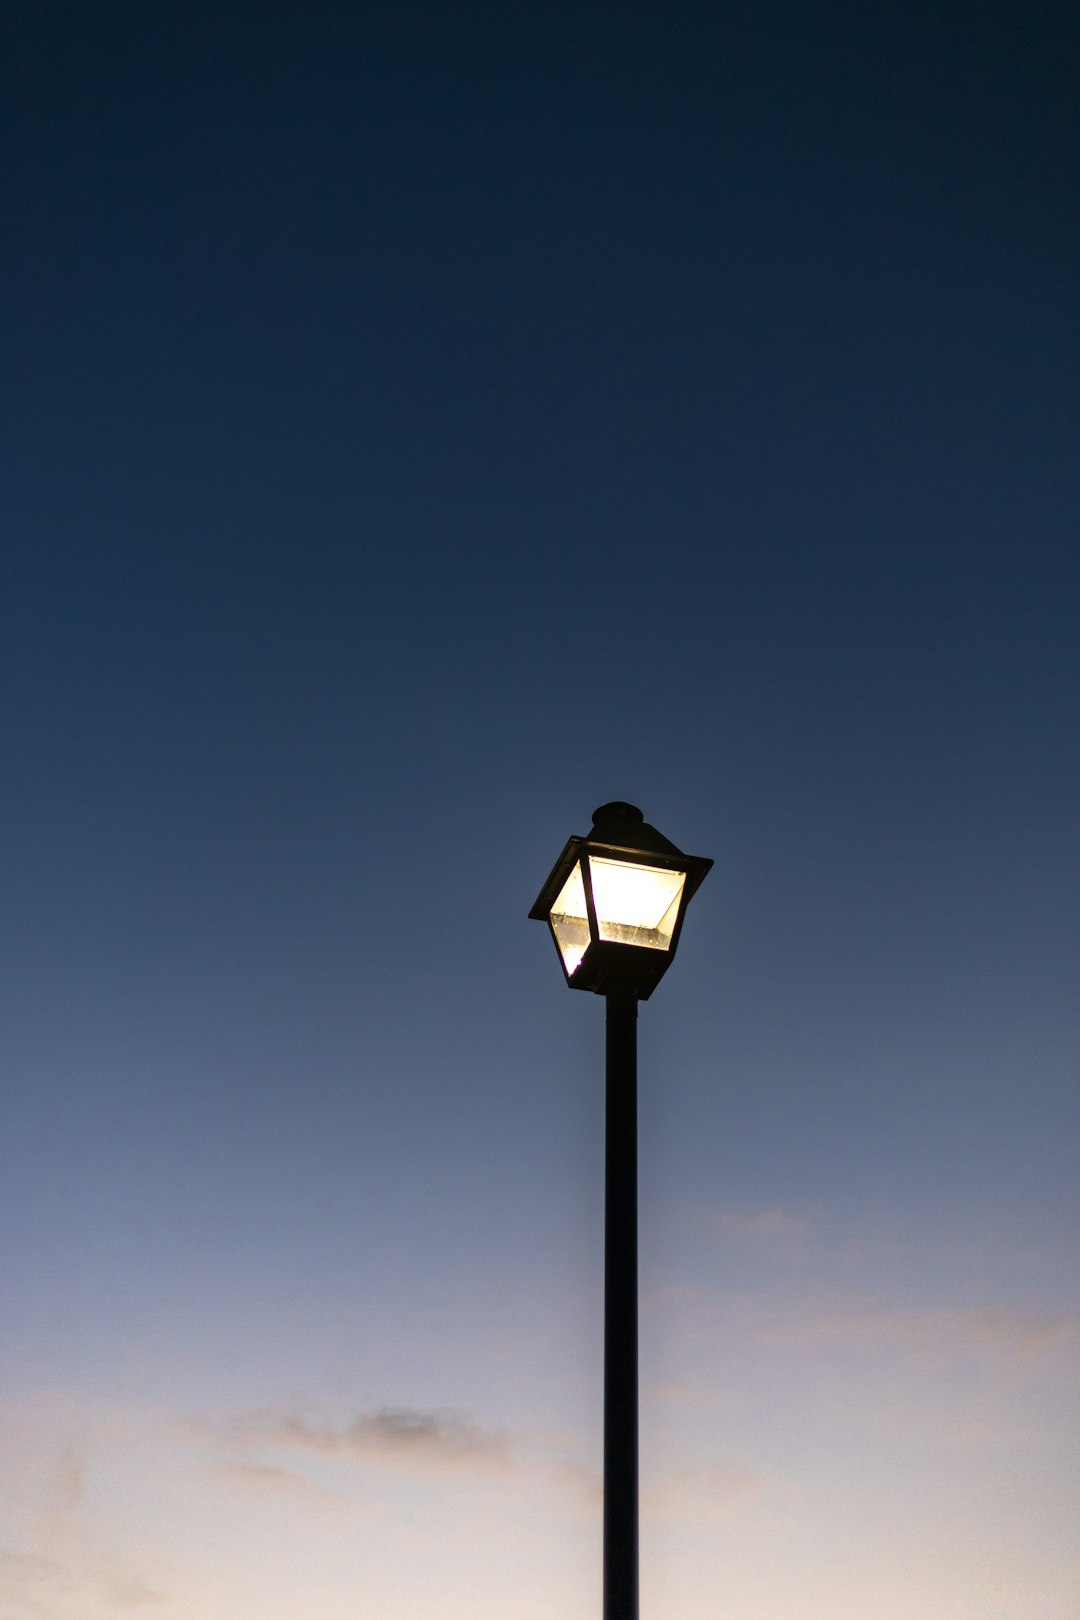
top-left (530, 801), bottom-right (712, 1620)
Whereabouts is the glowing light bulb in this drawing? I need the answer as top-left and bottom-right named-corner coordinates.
top-left (549, 861), bottom-right (590, 974)
top-left (590, 858), bottom-right (685, 950)
top-left (548, 857), bottom-right (686, 974)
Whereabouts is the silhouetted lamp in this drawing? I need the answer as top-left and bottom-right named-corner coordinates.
top-left (529, 801), bottom-right (712, 999)
top-left (529, 801), bottom-right (711, 1620)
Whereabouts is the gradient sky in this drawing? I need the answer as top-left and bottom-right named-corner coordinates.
top-left (3, 3), bottom-right (1079, 1616)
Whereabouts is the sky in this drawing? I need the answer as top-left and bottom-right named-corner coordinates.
top-left (2, 1), bottom-right (1079, 1616)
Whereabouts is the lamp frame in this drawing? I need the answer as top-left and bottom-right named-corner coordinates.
top-left (529, 830), bottom-right (712, 999)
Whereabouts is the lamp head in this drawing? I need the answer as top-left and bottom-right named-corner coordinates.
top-left (529, 803), bottom-right (712, 998)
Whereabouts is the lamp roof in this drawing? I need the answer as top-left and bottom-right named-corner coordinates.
top-left (588, 801), bottom-right (683, 857)
top-left (528, 802), bottom-right (712, 922)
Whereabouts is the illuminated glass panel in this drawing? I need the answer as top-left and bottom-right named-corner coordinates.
top-left (550, 860), bottom-right (591, 975)
top-left (589, 858), bottom-right (685, 952)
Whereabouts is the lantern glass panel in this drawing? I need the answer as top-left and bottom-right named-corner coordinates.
top-left (590, 858), bottom-right (685, 952)
top-left (550, 860), bottom-right (591, 975)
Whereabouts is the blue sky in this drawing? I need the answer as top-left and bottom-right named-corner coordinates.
top-left (3, 2), bottom-right (1079, 1616)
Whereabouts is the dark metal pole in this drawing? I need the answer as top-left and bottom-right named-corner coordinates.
top-left (604, 983), bottom-right (638, 1620)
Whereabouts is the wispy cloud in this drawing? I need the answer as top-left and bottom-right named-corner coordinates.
top-left (229, 1404), bottom-right (517, 1479)
top-left (970, 1310), bottom-right (1075, 1364)
top-left (758, 1305), bottom-right (1078, 1367)
top-left (209, 1460), bottom-right (342, 1503)
top-left (650, 1278), bottom-right (1079, 1375)
top-left (646, 1381), bottom-right (718, 1411)
top-left (642, 1464), bottom-right (759, 1522)
top-left (42, 1445), bottom-right (85, 1538)
top-left (521, 1431), bottom-right (602, 1508)
top-left (0, 1405), bottom-right (168, 1617)
top-left (0, 1527), bottom-right (167, 1618)
top-left (107, 1575), bottom-right (168, 1611)
top-left (713, 1206), bottom-right (811, 1242)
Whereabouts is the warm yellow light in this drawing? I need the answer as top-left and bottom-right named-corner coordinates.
top-left (590, 858), bottom-right (685, 951)
top-left (549, 857), bottom-right (686, 974)
top-left (550, 861), bottom-right (590, 975)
